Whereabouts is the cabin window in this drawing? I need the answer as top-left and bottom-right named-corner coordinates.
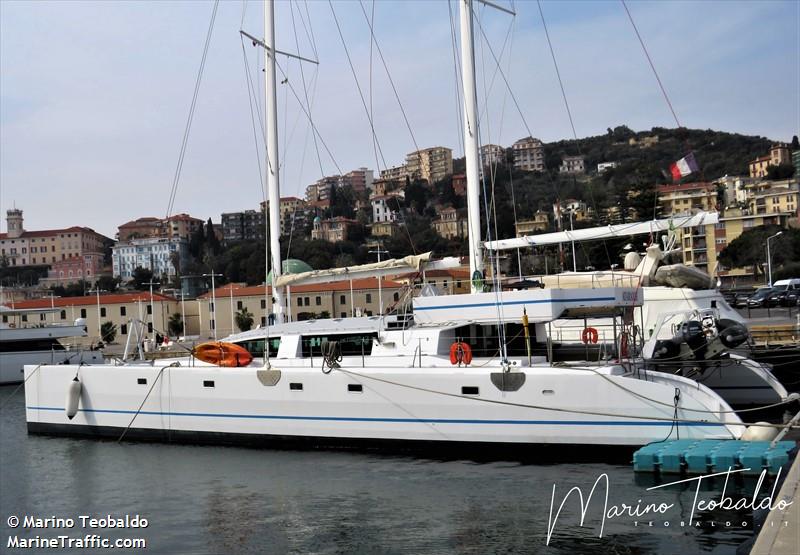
top-left (461, 386), bottom-right (479, 395)
top-left (203, 380), bottom-right (215, 388)
top-left (289, 382), bottom-right (303, 391)
top-left (137, 378), bottom-right (147, 385)
top-left (348, 384), bottom-right (363, 393)
top-left (301, 333), bottom-right (377, 358)
top-left (237, 337), bottom-right (280, 358)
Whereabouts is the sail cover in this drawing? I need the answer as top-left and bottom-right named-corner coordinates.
top-left (484, 211), bottom-right (719, 251)
top-left (275, 252), bottom-right (459, 287)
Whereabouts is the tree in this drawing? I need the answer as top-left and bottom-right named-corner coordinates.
top-left (96, 275), bottom-right (120, 292)
top-left (100, 321), bottom-right (117, 343)
top-left (235, 308), bottom-right (254, 332)
top-left (167, 312), bottom-right (183, 337)
top-left (205, 218), bottom-right (221, 256)
top-left (791, 135), bottom-right (799, 150)
top-left (766, 163), bottom-right (795, 181)
top-left (131, 267), bottom-right (154, 290)
top-left (719, 225), bottom-right (799, 274)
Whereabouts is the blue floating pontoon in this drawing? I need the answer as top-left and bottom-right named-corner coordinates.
top-left (633, 440), bottom-right (797, 475)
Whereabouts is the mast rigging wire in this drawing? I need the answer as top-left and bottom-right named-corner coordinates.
top-left (165, 0), bottom-right (220, 220)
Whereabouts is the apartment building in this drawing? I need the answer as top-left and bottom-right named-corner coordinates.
top-left (515, 212), bottom-right (550, 235)
top-left (220, 210), bottom-right (265, 244)
top-left (406, 146), bottom-right (453, 184)
top-left (480, 144), bottom-right (505, 167)
top-left (432, 207), bottom-right (468, 239)
top-left (112, 237), bottom-right (190, 282)
top-left (657, 182), bottom-right (718, 216)
top-left (39, 253), bottom-right (106, 287)
top-left (379, 165), bottom-right (408, 181)
top-left (117, 214), bottom-right (202, 242)
top-left (749, 144), bottom-right (791, 178)
top-left (261, 196), bottom-right (309, 236)
top-left (511, 137), bottom-right (545, 172)
top-left (310, 216), bottom-right (358, 242)
top-left (559, 155), bottom-right (586, 174)
top-left (0, 209), bottom-right (109, 267)
top-left (342, 167), bottom-right (374, 193)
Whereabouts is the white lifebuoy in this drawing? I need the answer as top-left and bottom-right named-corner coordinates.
top-left (65, 376), bottom-right (82, 420)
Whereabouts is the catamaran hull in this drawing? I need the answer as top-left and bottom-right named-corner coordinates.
top-left (25, 363), bottom-right (743, 448)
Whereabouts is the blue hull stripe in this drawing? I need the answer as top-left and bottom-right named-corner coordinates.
top-left (414, 296), bottom-right (616, 311)
top-left (27, 406), bottom-right (724, 427)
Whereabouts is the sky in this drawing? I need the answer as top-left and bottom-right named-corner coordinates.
top-left (1, 0), bottom-right (798, 239)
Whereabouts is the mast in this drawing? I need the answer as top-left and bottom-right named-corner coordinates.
top-left (265, 0), bottom-right (284, 322)
top-left (459, 0), bottom-right (484, 293)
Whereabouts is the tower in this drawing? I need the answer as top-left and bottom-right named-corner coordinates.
top-left (6, 209), bottom-right (23, 238)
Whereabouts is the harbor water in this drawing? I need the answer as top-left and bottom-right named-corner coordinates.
top-left (2, 385), bottom-right (785, 554)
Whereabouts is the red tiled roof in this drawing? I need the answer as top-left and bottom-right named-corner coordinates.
top-left (199, 278), bottom-right (405, 299)
top-left (167, 214), bottom-right (203, 222)
top-left (5, 292), bottom-right (175, 310)
top-left (0, 226), bottom-right (106, 240)
top-left (657, 182), bottom-right (714, 193)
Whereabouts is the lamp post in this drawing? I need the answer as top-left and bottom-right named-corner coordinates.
top-left (143, 280), bottom-right (160, 339)
top-left (87, 287), bottom-right (106, 341)
top-left (178, 291), bottom-right (187, 340)
top-left (203, 271), bottom-right (223, 340)
top-left (766, 231), bottom-right (783, 287)
top-left (228, 284), bottom-right (240, 335)
top-left (368, 244), bottom-right (389, 315)
top-left (46, 292), bottom-right (61, 323)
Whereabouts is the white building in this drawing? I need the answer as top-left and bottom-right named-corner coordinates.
top-left (480, 144), bottom-right (505, 167)
top-left (370, 195), bottom-right (401, 223)
top-left (597, 161), bottom-right (618, 172)
top-left (112, 237), bottom-right (190, 282)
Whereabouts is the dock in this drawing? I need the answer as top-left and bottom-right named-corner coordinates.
top-left (749, 449), bottom-right (800, 554)
top-left (633, 439), bottom-right (796, 475)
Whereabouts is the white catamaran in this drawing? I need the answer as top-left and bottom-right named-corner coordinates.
top-left (26, 0), bottom-right (753, 449)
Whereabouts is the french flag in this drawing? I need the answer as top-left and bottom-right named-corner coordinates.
top-left (669, 152), bottom-right (699, 181)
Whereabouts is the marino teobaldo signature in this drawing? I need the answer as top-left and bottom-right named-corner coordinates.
top-left (545, 467), bottom-right (792, 546)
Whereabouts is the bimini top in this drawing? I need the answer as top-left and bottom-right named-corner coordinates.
top-left (412, 287), bottom-right (643, 325)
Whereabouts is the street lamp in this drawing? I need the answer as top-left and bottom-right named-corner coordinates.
top-left (46, 292), bottom-right (61, 323)
top-left (766, 231), bottom-right (783, 287)
top-left (87, 287), bottom-right (106, 341)
top-left (143, 280), bottom-right (160, 339)
top-left (228, 284), bottom-right (240, 336)
top-left (203, 271), bottom-right (223, 340)
top-left (368, 244), bottom-right (389, 315)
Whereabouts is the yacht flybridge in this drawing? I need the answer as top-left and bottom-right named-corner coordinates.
top-left (0, 306), bottom-right (103, 384)
top-left (25, 0), bottom-right (755, 450)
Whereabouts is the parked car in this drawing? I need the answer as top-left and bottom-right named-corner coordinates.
top-left (766, 278), bottom-right (800, 307)
top-left (734, 291), bottom-right (754, 307)
top-left (747, 287), bottom-right (773, 308)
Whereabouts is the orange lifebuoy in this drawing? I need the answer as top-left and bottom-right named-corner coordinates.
top-left (193, 341), bottom-right (253, 367)
top-left (581, 327), bottom-right (599, 344)
top-left (449, 341), bottom-right (473, 365)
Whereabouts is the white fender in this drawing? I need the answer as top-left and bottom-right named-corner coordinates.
top-left (65, 377), bottom-right (82, 420)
